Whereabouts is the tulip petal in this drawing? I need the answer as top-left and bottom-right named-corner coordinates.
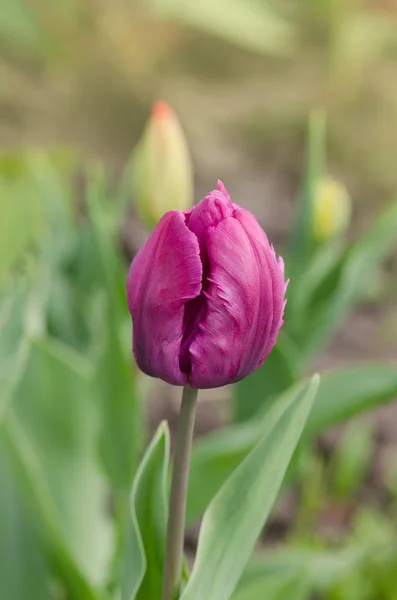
top-left (234, 209), bottom-right (286, 365)
top-left (187, 182), bottom-right (234, 255)
top-left (188, 209), bottom-right (285, 388)
top-left (127, 211), bottom-right (202, 385)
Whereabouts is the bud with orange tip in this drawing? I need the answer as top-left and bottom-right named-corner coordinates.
top-left (132, 101), bottom-right (194, 228)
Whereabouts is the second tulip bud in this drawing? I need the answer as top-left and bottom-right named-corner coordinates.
top-left (132, 101), bottom-right (194, 228)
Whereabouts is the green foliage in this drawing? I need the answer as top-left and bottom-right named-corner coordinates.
top-left (232, 570), bottom-right (308, 600)
top-left (1, 138), bottom-right (397, 600)
top-left (233, 545), bottom-right (366, 600)
top-left (292, 199), bottom-right (397, 360)
top-left (149, 0), bottom-right (293, 56)
top-left (188, 364), bottom-right (397, 524)
top-left (288, 110), bottom-right (327, 278)
top-left (181, 376), bottom-right (318, 600)
top-left (85, 168), bottom-right (143, 492)
top-left (1, 339), bottom-right (113, 599)
top-left (323, 510), bottom-right (397, 600)
top-left (0, 435), bottom-right (51, 600)
top-left (233, 332), bottom-right (300, 422)
top-left (330, 420), bottom-right (374, 500)
top-left (0, 151), bottom-right (140, 599)
top-left (122, 423), bottom-right (170, 600)
top-left (233, 109), bottom-right (397, 422)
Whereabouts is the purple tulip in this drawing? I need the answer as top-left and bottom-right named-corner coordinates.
top-left (127, 181), bottom-right (287, 389)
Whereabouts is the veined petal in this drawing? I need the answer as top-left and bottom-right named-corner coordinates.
top-left (233, 208), bottom-right (286, 368)
top-left (187, 180), bottom-right (234, 253)
top-left (127, 210), bottom-right (202, 385)
top-left (188, 211), bottom-right (276, 388)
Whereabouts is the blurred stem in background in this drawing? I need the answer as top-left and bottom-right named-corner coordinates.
top-left (287, 108), bottom-right (327, 281)
top-left (162, 386), bottom-right (198, 600)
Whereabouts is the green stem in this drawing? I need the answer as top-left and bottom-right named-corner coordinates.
top-left (162, 386), bottom-right (198, 600)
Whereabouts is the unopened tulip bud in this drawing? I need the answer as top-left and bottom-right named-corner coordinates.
top-left (127, 180), bottom-right (287, 389)
top-left (132, 101), bottom-right (194, 228)
top-left (312, 177), bottom-right (351, 242)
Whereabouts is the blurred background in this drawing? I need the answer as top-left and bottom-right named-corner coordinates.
top-left (1, 1), bottom-right (397, 599)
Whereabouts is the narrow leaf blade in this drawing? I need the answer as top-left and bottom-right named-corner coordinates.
top-left (122, 423), bottom-right (170, 600)
top-left (181, 375), bottom-right (319, 600)
top-left (187, 363), bottom-right (397, 524)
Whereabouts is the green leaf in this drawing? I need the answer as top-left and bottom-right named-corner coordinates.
top-left (233, 333), bottom-right (300, 422)
top-left (0, 0), bottom-right (51, 55)
top-left (27, 152), bottom-right (77, 269)
top-left (0, 177), bottom-right (45, 285)
top-left (286, 240), bottom-right (346, 342)
top-left (306, 363), bottom-right (397, 435)
top-left (187, 379), bottom-right (310, 525)
top-left (235, 546), bottom-right (365, 598)
top-left (187, 363), bottom-right (397, 524)
top-left (0, 435), bottom-right (51, 600)
top-left (297, 199), bottom-right (397, 358)
top-left (0, 283), bottom-right (29, 367)
top-left (122, 423), bottom-right (170, 600)
top-left (180, 375), bottom-right (318, 600)
top-left (232, 570), bottom-right (309, 600)
top-left (149, 0), bottom-right (294, 56)
top-left (1, 338), bottom-right (113, 598)
top-left (330, 420), bottom-right (374, 500)
top-left (86, 169), bottom-right (143, 490)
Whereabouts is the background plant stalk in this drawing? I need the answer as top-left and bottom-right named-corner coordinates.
top-left (162, 386), bottom-right (198, 600)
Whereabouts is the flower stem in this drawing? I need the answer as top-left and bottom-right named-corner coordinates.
top-left (162, 386), bottom-right (198, 600)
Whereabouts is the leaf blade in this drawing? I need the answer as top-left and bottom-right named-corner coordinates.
top-left (1, 337), bottom-right (113, 598)
top-left (181, 375), bottom-right (319, 600)
top-left (187, 363), bottom-right (397, 524)
top-left (122, 423), bottom-right (170, 600)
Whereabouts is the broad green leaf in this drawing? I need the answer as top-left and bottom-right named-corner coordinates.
top-left (0, 428), bottom-right (50, 600)
top-left (0, 152), bottom-right (76, 283)
top-left (233, 332), bottom-right (300, 422)
top-left (232, 570), bottom-right (309, 600)
top-left (122, 423), bottom-right (170, 600)
top-left (86, 170), bottom-right (143, 490)
top-left (96, 325), bottom-right (140, 491)
top-left (27, 153), bottom-right (77, 268)
top-left (187, 363), bottom-right (397, 524)
top-left (0, 177), bottom-right (45, 285)
top-left (286, 240), bottom-right (346, 341)
top-left (149, 0), bottom-right (293, 56)
top-left (187, 379), bottom-right (311, 525)
top-left (0, 283), bottom-right (28, 365)
top-left (235, 546), bottom-right (365, 597)
top-left (180, 375), bottom-right (318, 600)
top-left (0, 269), bottom-right (59, 397)
top-left (306, 363), bottom-right (397, 434)
top-left (1, 338), bottom-right (113, 597)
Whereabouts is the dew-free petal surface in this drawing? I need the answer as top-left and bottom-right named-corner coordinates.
top-left (127, 211), bottom-right (202, 385)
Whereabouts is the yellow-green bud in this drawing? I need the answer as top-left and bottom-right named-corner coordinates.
top-left (312, 177), bottom-right (351, 242)
top-left (132, 101), bottom-right (194, 228)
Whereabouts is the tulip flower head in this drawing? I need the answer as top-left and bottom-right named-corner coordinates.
top-left (127, 181), bottom-right (287, 389)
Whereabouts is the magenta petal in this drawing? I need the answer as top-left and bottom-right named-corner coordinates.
top-left (187, 181), bottom-right (234, 252)
top-left (188, 209), bottom-right (285, 388)
top-left (233, 208), bottom-right (286, 366)
top-left (127, 210), bottom-right (202, 385)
